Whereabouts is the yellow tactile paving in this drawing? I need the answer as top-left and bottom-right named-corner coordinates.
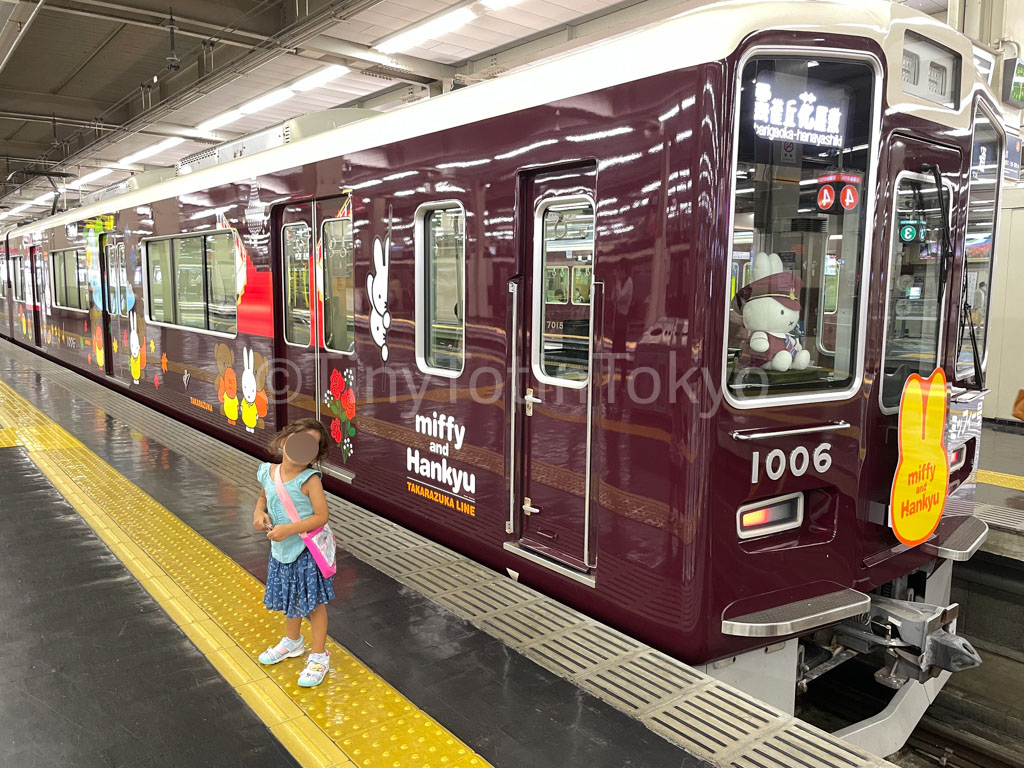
top-left (0, 380), bottom-right (491, 768)
top-left (977, 469), bottom-right (1024, 492)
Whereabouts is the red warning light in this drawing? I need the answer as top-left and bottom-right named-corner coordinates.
top-left (741, 508), bottom-right (771, 527)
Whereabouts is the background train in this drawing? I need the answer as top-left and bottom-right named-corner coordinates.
top-left (0, 0), bottom-right (1001, 753)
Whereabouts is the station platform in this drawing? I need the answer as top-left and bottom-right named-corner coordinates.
top-left (0, 339), bottom-right (903, 768)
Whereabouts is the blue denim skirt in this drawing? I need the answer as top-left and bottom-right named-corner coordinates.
top-left (264, 548), bottom-right (335, 618)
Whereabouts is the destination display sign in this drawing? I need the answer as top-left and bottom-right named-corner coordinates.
top-left (752, 72), bottom-right (847, 149)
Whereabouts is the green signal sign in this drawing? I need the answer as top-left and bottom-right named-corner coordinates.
top-left (899, 219), bottom-right (926, 244)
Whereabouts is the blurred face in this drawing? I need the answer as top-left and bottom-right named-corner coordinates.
top-left (283, 430), bottom-right (319, 464)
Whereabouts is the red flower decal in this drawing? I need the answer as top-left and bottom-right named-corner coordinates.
top-left (123, 330), bottom-right (129, 346)
top-left (341, 388), bottom-right (356, 420)
top-left (329, 369), bottom-right (345, 400)
top-left (153, 375), bottom-right (160, 390)
top-left (330, 418), bottom-right (343, 444)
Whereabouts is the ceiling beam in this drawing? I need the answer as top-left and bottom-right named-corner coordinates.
top-left (301, 33), bottom-right (454, 84)
top-left (0, 0), bottom-right (43, 77)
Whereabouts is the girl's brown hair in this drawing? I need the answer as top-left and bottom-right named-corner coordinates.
top-left (269, 418), bottom-right (331, 466)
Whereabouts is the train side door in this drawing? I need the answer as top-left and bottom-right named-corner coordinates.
top-left (28, 245), bottom-right (43, 346)
top-left (273, 201), bottom-right (321, 431)
top-left (97, 233), bottom-right (116, 376)
top-left (104, 234), bottom-right (129, 378)
top-left (513, 165), bottom-right (599, 571)
top-left (313, 194), bottom-right (357, 479)
top-left (864, 137), bottom-right (963, 552)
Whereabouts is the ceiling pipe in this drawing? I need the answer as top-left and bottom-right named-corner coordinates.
top-left (0, 0), bottom-right (44, 78)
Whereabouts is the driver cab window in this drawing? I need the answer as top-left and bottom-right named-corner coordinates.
top-left (727, 56), bottom-right (876, 400)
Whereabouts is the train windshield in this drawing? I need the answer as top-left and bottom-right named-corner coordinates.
top-left (727, 56), bottom-right (876, 400)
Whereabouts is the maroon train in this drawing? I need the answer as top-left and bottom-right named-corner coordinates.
top-left (0, 0), bottom-right (1003, 749)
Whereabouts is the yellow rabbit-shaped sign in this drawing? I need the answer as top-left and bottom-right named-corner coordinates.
top-left (890, 368), bottom-right (950, 546)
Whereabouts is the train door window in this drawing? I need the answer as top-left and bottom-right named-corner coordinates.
top-left (322, 212), bottom-right (355, 354)
top-left (175, 236), bottom-right (205, 329)
top-left (880, 174), bottom-right (951, 410)
top-left (147, 239), bottom-right (173, 324)
top-left (956, 104), bottom-right (1002, 376)
top-left (535, 201), bottom-right (595, 386)
top-left (76, 250), bottom-right (89, 310)
top-left (106, 242), bottom-right (126, 316)
top-left (205, 231), bottom-right (237, 335)
top-left (416, 203), bottom-right (465, 376)
top-left (12, 256), bottom-right (24, 301)
top-left (726, 55), bottom-right (877, 401)
top-left (0, 258), bottom-right (5, 299)
top-left (283, 222), bottom-right (312, 346)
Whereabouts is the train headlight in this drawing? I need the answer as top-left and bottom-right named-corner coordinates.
top-left (737, 492), bottom-right (804, 540)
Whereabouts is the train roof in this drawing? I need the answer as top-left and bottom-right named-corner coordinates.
top-left (4, 0), bottom-right (998, 242)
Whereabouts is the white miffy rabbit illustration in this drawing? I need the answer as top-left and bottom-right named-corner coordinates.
top-left (366, 234), bottom-right (391, 362)
top-left (129, 311), bottom-right (143, 384)
top-left (241, 347), bottom-right (258, 432)
top-left (738, 252), bottom-right (811, 373)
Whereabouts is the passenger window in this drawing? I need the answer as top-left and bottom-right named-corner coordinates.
top-left (53, 252), bottom-right (67, 307)
top-left (147, 240), bottom-right (173, 323)
top-left (145, 233), bottom-right (238, 334)
top-left (205, 232), bottom-right (237, 335)
top-left (0, 259), bottom-right (5, 299)
top-left (175, 236), bottom-right (205, 329)
top-left (726, 56), bottom-right (877, 400)
top-left (535, 202), bottom-right (595, 385)
top-left (881, 175), bottom-right (950, 409)
top-left (419, 205), bottom-right (465, 374)
top-left (52, 249), bottom-right (86, 311)
top-left (957, 105), bottom-right (1002, 375)
top-left (322, 212), bottom-right (355, 354)
top-left (283, 223), bottom-right (312, 346)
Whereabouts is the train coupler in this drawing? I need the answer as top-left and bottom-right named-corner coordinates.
top-left (834, 595), bottom-right (981, 689)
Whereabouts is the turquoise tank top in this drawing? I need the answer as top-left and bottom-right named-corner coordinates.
top-left (257, 462), bottom-right (322, 563)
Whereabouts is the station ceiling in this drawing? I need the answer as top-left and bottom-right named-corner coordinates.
top-left (0, 0), bottom-right (948, 224)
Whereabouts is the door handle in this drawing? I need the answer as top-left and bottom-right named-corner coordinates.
top-left (522, 496), bottom-right (540, 516)
top-left (524, 388), bottom-right (541, 416)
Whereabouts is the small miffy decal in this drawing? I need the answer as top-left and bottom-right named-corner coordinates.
top-left (129, 310), bottom-right (146, 384)
top-left (366, 233), bottom-right (391, 363)
top-left (240, 346), bottom-right (268, 433)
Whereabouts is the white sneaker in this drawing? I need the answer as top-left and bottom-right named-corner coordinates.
top-left (298, 651), bottom-right (330, 687)
top-left (258, 636), bottom-right (305, 665)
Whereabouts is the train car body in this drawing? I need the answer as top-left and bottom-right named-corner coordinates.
top-left (1, 0), bottom-right (1002, 753)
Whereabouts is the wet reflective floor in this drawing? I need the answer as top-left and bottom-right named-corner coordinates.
top-left (0, 346), bottom-right (703, 768)
top-left (0, 445), bottom-right (300, 768)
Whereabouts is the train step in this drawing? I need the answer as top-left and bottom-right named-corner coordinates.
top-left (722, 587), bottom-right (870, 638)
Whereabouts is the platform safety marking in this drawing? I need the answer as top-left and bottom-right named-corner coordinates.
top-left (0, 380), bottom-right (489, 768)
top-left (977, 469), bottom-right (1024, 492)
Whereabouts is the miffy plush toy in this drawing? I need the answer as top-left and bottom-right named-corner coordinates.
top-left (366, 234), bottom-right (391, 362)
top-left (737, 252), bottom-right (811, 373)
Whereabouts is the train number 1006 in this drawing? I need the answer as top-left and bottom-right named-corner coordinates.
top-left (751, 444), bottom-right (832, 484)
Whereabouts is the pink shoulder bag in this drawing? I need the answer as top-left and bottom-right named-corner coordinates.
top-left (272, 466), bottom-right (337, 579)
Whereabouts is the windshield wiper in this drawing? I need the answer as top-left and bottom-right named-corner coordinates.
top-left (924, 164), bottom-right (954, 301)
top-left (958, 297), bottom-right (986, 390)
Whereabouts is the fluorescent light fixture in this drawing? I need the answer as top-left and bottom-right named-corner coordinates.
top-left (375, 7), bottom-right (477, 54)
top-left (197, 110), bottom-right (244, 134)
top-left (239, 88), bottom-right (294, 115)
top-left (66, 168), bottom-right (113, 191)
top-left (32, 191), bottom-right (57, 205)
top-left (119, 136), bottom-right (185, 166)
top-left (293, 65), bottom-right (350, 92)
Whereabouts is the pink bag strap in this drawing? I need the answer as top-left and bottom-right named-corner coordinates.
top-left (271, 465), bottom-right (303, 526)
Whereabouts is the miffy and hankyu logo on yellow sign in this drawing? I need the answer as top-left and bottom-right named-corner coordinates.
top-left (890, 368), bottom-right (950, 547)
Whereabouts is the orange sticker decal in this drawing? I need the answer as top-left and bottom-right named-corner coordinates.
top-left (890, 368), bottom-right (949, 546)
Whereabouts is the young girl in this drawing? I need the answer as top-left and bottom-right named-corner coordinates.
top-left (253, 418), bottom-right (334, 687)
